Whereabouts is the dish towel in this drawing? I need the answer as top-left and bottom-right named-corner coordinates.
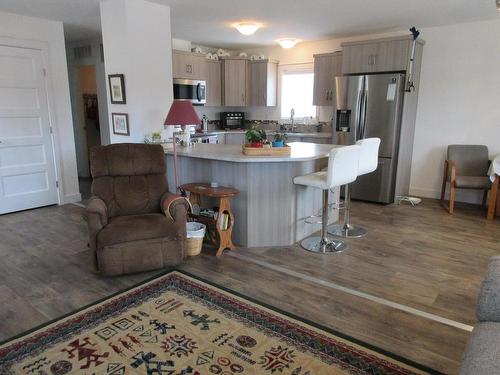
top-left (489, 154), bottom-right (500, 182)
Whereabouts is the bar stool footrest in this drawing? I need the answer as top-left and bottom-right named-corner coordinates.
top-left (327, 223), bottom-right (367, 238)
top-left (301, 236), bottom-right (348, 254)
top-left (304, 215), bottom-right (323, 225)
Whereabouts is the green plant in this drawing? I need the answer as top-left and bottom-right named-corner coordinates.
top-left (273, 132), bottom-right (287, 142)
top-left (151, 131), bottom-right (161, 140)
top-left (245, 124), bottom-right (266, 143)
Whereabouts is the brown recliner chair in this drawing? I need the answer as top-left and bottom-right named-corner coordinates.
top-left (86, 143), bottom-right (190, 276)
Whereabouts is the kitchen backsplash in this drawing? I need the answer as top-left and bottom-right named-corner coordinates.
top-left (195, 106), bottom-right (334, 132)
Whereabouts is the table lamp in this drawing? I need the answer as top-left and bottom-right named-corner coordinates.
top-left (164, 100), bottom-right (201, 191)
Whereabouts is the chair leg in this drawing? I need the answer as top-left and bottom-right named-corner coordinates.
top-left (449, 184), bottom-right (455, 214)
top-left (327, 184), bottom-right (367, 238)
top-left (488, 176), bottom-right (499, 221)
top-left (300, 189), bottom-right (348, 253)
top-left (482, 189), bottom-right (488, 208)
top-left (440, 162), bottom-right (448, 209)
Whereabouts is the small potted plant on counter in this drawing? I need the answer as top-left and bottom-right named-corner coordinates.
top-left (272, 132), bottom-right (287, 147)
top-left (245, 124), bottom-right (266, 148)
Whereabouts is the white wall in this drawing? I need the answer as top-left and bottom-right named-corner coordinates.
top-left (0, 11), bottom-right (80, 203)
top-left (100, 0), bottom-right (173, 143)
top-left (67, 39), bottom-right (110, 177)
top-left (410, 19), bottom-right (500, 203)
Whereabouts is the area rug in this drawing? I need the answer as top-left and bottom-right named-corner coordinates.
top-left (0, 270), bottom-right (441, 375)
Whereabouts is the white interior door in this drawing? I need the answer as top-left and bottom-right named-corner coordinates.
top-left (0, 44), bottom-right (58, 214)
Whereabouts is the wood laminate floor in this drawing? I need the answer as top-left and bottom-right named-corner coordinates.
top-left (0, 199), bottom-right (499, 374)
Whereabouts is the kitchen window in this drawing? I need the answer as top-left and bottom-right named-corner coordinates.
top-left (280, 64), bottom-right (317, 122)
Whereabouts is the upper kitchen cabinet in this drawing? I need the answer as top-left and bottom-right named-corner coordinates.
top-left (205, 59), bottom-right (222, 107)
top-left (222, 58), bottom-right (247, 106)
top-left (313, 52), bottom-right (342, 106)
top-left (341, 36), bottom-right (423, 75)
top-left (172, 50), bottom-right (206, 79)
top-left (247, 59), bottom-right (278, 107)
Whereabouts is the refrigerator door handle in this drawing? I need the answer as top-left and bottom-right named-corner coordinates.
top-left (359, 90), bottom-right (368, 139)
top-left (355, 90), bottom-right (364, 141)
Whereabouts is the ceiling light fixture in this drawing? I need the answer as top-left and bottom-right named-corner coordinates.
top-left (235, 22), bottom-right (260, 35)
top-left (278, 38), bottom-right (298, 49)
top-left (497, 0), bottom-right (500, 12)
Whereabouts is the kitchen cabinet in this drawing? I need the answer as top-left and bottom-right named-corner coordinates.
top-left (247, 59), bottom-right (278, 107)
top-left (172, 50), bottom-right (206, 79)
top-left (225, 132), bottom-right (246, 145)
top-left (313, 52), bottom-right (342, 106)
top-left (301, 136), bottom-right (331, 144)
top-left (205, 60), bottom-right (222, 106)
top-left (222, 58), bottom-right (247, 106)
top-left (341, 36), bottom-right (419, 75)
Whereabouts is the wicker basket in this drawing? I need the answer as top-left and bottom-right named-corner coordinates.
top-left (186, 222), bottom-right (206, 256)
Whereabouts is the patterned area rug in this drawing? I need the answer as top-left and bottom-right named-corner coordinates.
top-left (0, 270), bottom-right (441, 375)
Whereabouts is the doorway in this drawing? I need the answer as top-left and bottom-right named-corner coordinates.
top-left (77, 65), bottom-right (101, 199)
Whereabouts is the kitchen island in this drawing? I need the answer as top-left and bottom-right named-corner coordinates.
top-left (165, 142), bottom-right (340, 247)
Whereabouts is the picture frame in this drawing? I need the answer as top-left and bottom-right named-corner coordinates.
top-left (108, 74), bottom-right (126, 104)
top-left (112, 113), bottom-right (130, 136)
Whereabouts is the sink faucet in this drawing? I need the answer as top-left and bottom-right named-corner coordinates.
top-left (290, 108), bottom-right (295, 132)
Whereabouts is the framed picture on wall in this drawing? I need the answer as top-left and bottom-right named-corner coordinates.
top-left (108, 74), bottom-right (126, 104)
top-left (112, 113), bottom-right (129, 136)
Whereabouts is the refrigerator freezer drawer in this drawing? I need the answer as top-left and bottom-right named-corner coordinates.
top-left (351, 157), bottom-right (397, 204)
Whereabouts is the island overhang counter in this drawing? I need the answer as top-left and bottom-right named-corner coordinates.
top-left (165, 142), bottom-right (340, 247)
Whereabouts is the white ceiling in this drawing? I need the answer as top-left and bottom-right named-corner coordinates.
top-left (0, 0), bottom-right (497, 46)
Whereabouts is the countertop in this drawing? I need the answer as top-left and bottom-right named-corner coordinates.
top-left (191, 130), bottom-right (332, 139)
top-left (164, 142), bottom-right (339, 163)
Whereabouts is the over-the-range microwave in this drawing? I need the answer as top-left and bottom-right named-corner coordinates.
top-left (173, 78), bottom-right (206, 105)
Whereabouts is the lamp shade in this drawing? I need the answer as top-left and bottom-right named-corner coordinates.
top-left (164, 100), bottom-right (201, 127)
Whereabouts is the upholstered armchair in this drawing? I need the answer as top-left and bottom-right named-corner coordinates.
top-left (440, 145), bottom-right (491, 214)
top-left (86, 143), bottom-right (190, 276)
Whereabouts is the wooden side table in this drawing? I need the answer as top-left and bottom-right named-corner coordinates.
top-left (180, 183), bottom-right (239, 256)
top-left (487, 175), bottom-right (499, 221)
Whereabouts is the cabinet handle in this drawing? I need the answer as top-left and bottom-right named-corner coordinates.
top-left (372, 55), bottom-right (377, 65)
top-left (242, 93), bottom-right (245, 104)
top-left (325, 91), bottom-right (329, 100)
top-left (368, 55), bottom-right (372, 65)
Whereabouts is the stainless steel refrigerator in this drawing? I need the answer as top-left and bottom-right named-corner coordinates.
top-left (333, 73), bottom-right (406, 204)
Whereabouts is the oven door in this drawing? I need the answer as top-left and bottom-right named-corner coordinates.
top-left (173, 79), bottom-right (206, 105)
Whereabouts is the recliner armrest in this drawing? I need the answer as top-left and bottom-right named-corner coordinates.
top-left (161, 192), bottom-right (191, 221)
top-left (87, 196), bottom-right (108, 227)
top-left (477, 256), bottom-right (500, 322)
top-left (86, 196), bottom-right (108, 253)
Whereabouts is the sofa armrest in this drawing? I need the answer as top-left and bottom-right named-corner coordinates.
top-left (477, 256), bottom-right (500, 322)
top-left (161, 192), bottom-right (191, 221)
top-left (86, 196), bottom-right (108, 252)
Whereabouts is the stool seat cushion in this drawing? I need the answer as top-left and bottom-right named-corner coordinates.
top-left (293, 171), bottom-right (329, 190)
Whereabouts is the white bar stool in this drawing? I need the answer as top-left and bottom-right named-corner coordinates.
top-left (293, 145), bottom-right (361, 253)
top-left (328, 137), bottom-right (381, 238)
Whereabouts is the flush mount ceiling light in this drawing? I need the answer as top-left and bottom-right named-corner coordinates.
top-left (278, 38), bottom-right (298, 49)
top-left (235, 22), bottom-right (260, 35)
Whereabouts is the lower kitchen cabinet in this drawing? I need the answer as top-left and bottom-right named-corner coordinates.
top-left (224, 132), bottom-right (246, 145)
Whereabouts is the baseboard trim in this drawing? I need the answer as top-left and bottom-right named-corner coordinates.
top-left (410, 186), bottom-right (483, 205)
top-left (62, 193), bottom-right (82, 204)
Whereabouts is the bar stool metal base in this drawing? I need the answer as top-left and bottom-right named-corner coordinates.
top-left (327, 223), bottom-right (367, 238)
top-left (301, 236), bottom-right (348, 254)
